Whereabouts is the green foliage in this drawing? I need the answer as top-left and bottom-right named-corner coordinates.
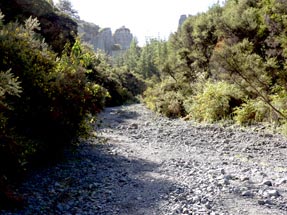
top-left (170, 4), bottom-right (222, 83)
top-left (234, 99), bottom-right (269, 125)
top-left (0, 69), bottom-right (22, 103)
top-left (0, 69), bottom-right (22, 134)
top-left (229, 87), bottom-right (287, 125)
top-left (56, 0), bottom-right (79, 19)
top-left (280, 122), bottom-right (287, 136)
top-left (139, 0), bottom-right (287, 130)
top-left (143, 79), bottom-right (186, 118)
top-left (0, 13), bottom-right (111, 180)
top-left (79, 44), bottom-right (146, 106)
top-left (187, 81), bottom-right (244, 122)
top-left (0, 7), bottom-right (146, 207)
top-left (212, 39), bottom-right (274, 95)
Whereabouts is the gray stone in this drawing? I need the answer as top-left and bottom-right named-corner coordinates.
top-left (242, 190), bottom-right (253, 197)
top-left (263, 189), bottom-right (280, 198)
top-left (261, 180), bottom-right (273, 186)
top-left (205, 202), bottom-right (212, 209)
top-left (258, 200), bottom-right (266, 205)
top-left (241, 176), bottom-right (250, 182)
top-left (277, 178), bottom-right (287, 185)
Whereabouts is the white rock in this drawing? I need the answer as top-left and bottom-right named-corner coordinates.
top-left (277, 178), bottom-right (287, 186)
top-left (263, 189), bottom-right (280, 198)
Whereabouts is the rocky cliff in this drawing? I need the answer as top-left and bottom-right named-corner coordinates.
top-left (96, 28), bottom-right (114, 54)
top-left (78, 21), bottom-right (133, 55)
top-left (113, 26), bottom-right (133, 50)
top-left (77, 20), bottom-right (100, 48)
top-left (178, 14), bottom-right (187, 28)
top-left (0, 0), bottom-right (78, 54)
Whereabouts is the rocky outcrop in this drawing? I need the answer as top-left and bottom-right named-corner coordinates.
top-left (178, 14), bottom-right (187, 28)
top-left (78, 23), bottom-right (114, 54)
top-left (113, 26), bottom-right (133, 50)
top-left (95, 28), bottom-right (114, 54)
top-left (78, 21), bottom-right (133, 55)
top-left (77, 20), bottom-right (100, 49)
top-left (0, 0), bottom-right (78, 54)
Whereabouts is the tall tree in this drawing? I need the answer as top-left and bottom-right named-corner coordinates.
top-left (124, 38), bottom-right (140, 72)
top-left (56, 0), bottom-right (79, 19)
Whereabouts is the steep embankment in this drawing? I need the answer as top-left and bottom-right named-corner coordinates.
top-left (1, 104), bottom-right (287, 214)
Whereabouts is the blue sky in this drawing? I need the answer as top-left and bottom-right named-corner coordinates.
top-left (54, 0), bottom-right (220, 45)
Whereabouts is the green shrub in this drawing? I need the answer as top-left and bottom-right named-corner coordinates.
top-left (0, 69), bottom-right (23, 181)
top-left (0, 14), bottom-right (109, 171)
top-left (233, 99), bottom-right (269, 125)
top-left (143, 80), bottom-right (186, 118)
top-left (234, 88), bottom-right (287, 125)
top-left (269, 88), bottom-right (287, 122)
top-left (280, 122), bottom-right (287, 136)
top-left (187, 81), bottom-right (244, 122)
top-left (143, 86), bottom-right (159, 111)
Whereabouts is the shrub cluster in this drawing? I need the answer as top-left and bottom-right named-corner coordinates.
top-left (143, 79), bottom-right (186, 118)
top-left (186, 81), bottom-right (244, 122)
top-left (0, 11), bottom-right (144, 187)
top-left (0, 14), bottom-right (107, 174)
top-left (0, 8), bottom-right (145, 207)
top-left (140, 0), bottom-right (287, 134)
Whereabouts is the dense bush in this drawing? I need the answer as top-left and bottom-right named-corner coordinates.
top-left (234, 88), bottom-right (287, 125)
top-left (0, 69), bottom-right (23, 181)
top-left (0, 12), bottom-right (111, 180)
top-left (233, 99), bottom-right (269, 125)
top-left (135, 0), bottom-right (287, 135)
top-left (186, 81), bottom-right (244, 122)
top-left (143, 79), bottom-right (186, 118)
top-left (0, 7), bottom-right (146, 207)
top-left (77, 46), bottom-right (146, 107)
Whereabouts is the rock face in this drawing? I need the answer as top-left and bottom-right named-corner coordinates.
top-left (96, 28), bottom-right (114, 54)
top-left (178, 14), bottom-right (187, 28)
top-left (0, 0), bottom-right (78, 54)
top-left (78, 21), bottom-right (133, 55)
top-left (113, 26), bottom-right (133, 50)
top-left (77, 20), bottom-right (100, 49)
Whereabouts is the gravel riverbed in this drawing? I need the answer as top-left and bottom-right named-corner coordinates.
top-left (1, 104), bottom-right (287, 215)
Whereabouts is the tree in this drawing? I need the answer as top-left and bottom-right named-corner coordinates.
top-left (46, 0), bottom-right (54, 6)
top-left (56, 0), bottom-right (80, 19)
top-left (124, 38), bottom-right (140, 72)
top-left (212, 39), bottom-right (286, 120)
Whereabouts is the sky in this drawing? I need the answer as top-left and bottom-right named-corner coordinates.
top-left (54, 0), bottom-right (220, 45)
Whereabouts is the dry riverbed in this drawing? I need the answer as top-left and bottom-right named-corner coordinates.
top-left (1, 104), bottom-right (287, 214)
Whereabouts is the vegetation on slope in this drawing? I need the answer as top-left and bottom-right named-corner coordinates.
top-left (0, 0), bottom-right (145, 208)
top-left (122, 0), bottom-right (287, 135)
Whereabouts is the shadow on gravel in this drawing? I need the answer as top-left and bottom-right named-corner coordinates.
top-left (0, 142), bottom-right (177, 215)
top-left (96, 105), bottom-right (141, 129)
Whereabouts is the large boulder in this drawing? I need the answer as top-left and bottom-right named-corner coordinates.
top-left (0, 0), bottom-right (77, 54)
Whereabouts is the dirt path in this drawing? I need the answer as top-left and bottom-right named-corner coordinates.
top-left (2, 104), bottom-right (287, 214)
